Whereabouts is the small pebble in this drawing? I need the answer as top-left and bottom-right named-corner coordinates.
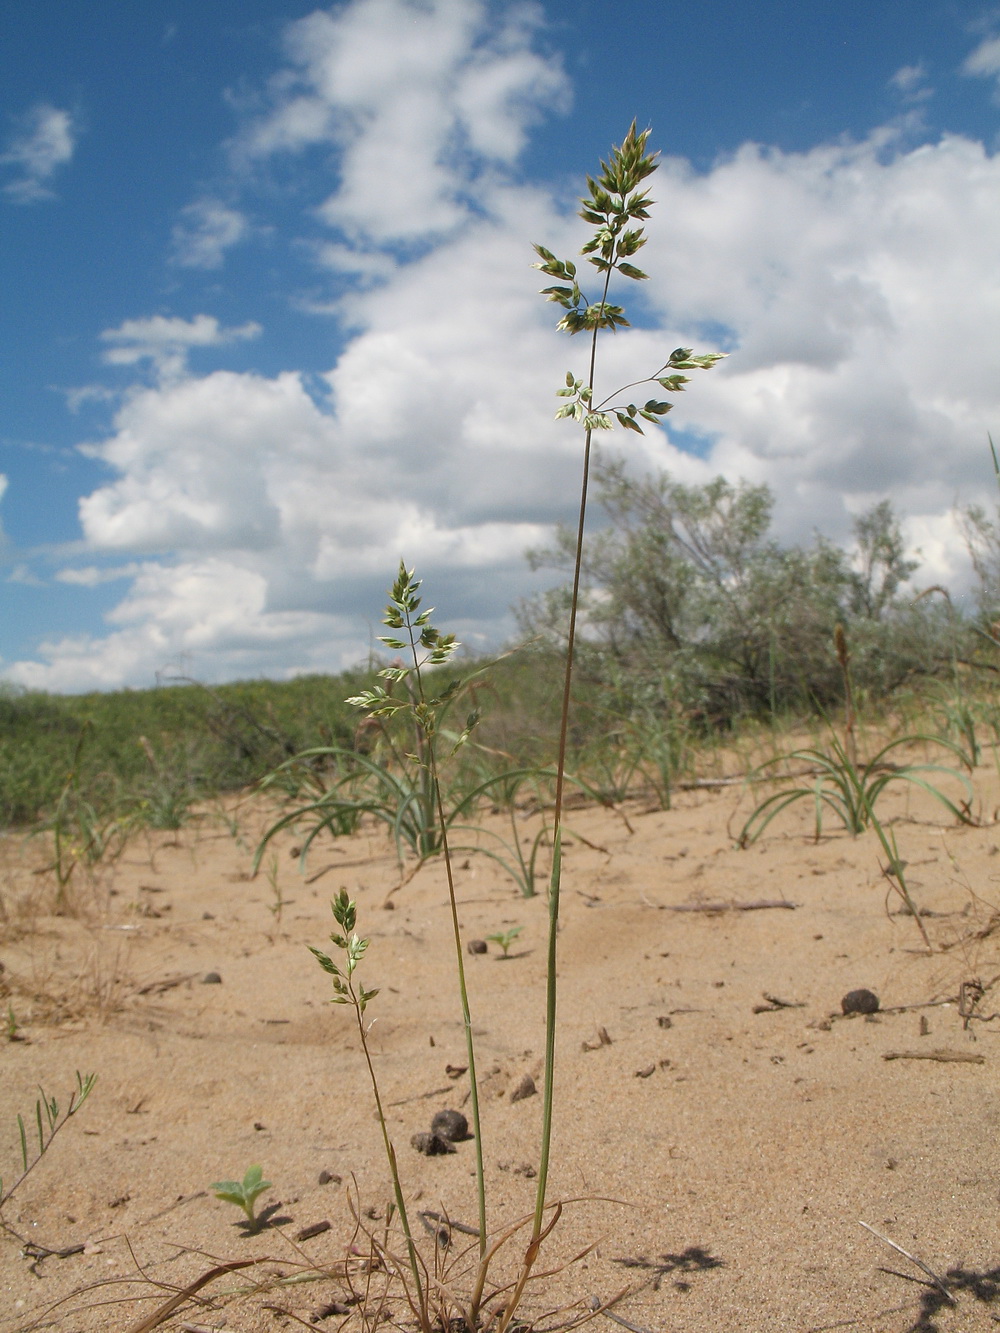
top-left (202, 971), bottom-right (222, 985)
top-left (841, 988), bottom-right (879, 1015)
top-left (431, 1109), bottom-right (469, 1142)
top-left (510, 1074), bottom-right (536, 1103)
top-left (411, 1131), bottom-right (456, 1156)
top-left (467, 939), bottom-right (488, 955)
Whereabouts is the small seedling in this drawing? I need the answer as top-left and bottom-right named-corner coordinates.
top-left (486, 926), bottom-right (523, 958)
top-left (6, 1005), bottom-right (22, 1043)
top-left (264, 851), bottom-right (289, 929)
top-left (210, 1164), bottom-right (272, 1232)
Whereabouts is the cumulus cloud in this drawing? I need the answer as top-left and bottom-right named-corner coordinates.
top-left (170, 198), bottom-right (251, 268)
top-left (6, 559), bottom-right (346, 692)
top-left (99, 314), bottom-right (262, 381)
top-left (10, 5), bottom-right (1000, 690)
top-left (1, 103), bottom-right (78, 202)
top-left (237, 0), bottom-right (569, 245)
top-left (626, 131), bottom-right (1000, 545)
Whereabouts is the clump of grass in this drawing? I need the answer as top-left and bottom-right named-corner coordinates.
top-left (737, 727), bottom-right (973, 846)
top-left (739, 625), bottom-right (976, 951)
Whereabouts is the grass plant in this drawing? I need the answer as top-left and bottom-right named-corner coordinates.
top-left (738, 626), bottom-right (977, 950)
top-left (40, 726), bottom-right (130, 913)
top-left (737, 729), bottom-right (973, 847)
top-left (738, 626), bottom-right (974, 850)
top-left (518, 123), bottom-right (723, 1309)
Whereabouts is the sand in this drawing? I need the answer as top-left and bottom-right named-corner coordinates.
top-left (1, 757), bottom-right (999, 1332)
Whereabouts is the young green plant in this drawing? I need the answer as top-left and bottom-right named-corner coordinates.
top-left (210, 1165), bottom-right (272, 1233)
top-left (310, 887), bottom-right (429, 1329)
top-left (486, 925), bottom-right (522, 957)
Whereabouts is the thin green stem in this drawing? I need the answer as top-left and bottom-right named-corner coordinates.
top-left (408, 636), bottom-right (488, 1276)
top-left (495, 257), bottom-right (618, 1333)
top-left (351, 987), bottom-right (429, 1330)
top-left (593, 361), bottom-right (672, 412)
top-left (531, 261), bottom-right (612, 1245)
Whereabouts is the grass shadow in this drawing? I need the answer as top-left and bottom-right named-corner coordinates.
top-left (901, 1261), bottom-right (1000, 1332)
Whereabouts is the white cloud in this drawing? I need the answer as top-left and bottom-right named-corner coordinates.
top-left (64, 383), bottom-right (117, 413)
top-left (237, 0), bottom-right (568, 244)
top-left (963, 34), bottom-right (1000, 86)
top-left (99, 314), bottom-right (262, 381)
top-left (6, 559), bottom-right (347, 692)
top-left (1, 104), bottom-right (78, 203)
top-left (888, 62), bottom-right (932, 104)
top-left (624, 131), bottom-right (1000, 545)
top-left (170, 199), bottom-right (251, 268)
top-left (54, 563), bottom-right (142, 587)
top-left (9, 4), bottom-right (1000, 691)
top-left (7, 565), bottom-right (44, 587)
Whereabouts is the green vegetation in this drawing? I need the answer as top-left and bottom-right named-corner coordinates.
top-left (0, 657), bottom-right (570, 834)
top-left (523, 124), bottom-right (723, 1311)
top-left (279, 125), bottom-right (726, 1333)
top-left (0, 1073), bottom-right (97, 1226)
top-left (2, 120), bottom-right (1000, 1333)
top-left (210, 1165), bottom-right (273, 1233)
top-left (486, 925), bottom-right (523, 957)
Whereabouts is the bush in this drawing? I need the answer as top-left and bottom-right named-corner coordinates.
top-left (520, 456), bottom-right (958, 725)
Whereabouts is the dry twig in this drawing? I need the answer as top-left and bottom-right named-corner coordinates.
top-left (656, 899), bottom-right (796, 913)
top-left (882, 1048), bottom-right (985, 1064)
top-left (858, 1221), bottom-right (955, 1305)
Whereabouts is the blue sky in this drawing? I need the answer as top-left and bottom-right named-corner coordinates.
top-left (2, 0), bottom-right (1000, 690)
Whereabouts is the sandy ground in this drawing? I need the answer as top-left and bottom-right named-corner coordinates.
top-left (1, 751), bottom-right (1000, 1333)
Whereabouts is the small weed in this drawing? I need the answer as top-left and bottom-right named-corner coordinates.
top-left (738, 627), bottom-right (976, 951)
top-left (263, 851), bottom-right (289, 930)
top-left (39, 725), bottom-right (129, 912)
top-left (739, 629), bottom-right (973, 850)
top-left (0, 1072), bottom-right (97, 1235)
top-left (486, 926), bottom-right (523, 957)
top-left (5, 1003), bottom-right (22, 1042)
top-left (211, 1165), bottom-right (272, 1233)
